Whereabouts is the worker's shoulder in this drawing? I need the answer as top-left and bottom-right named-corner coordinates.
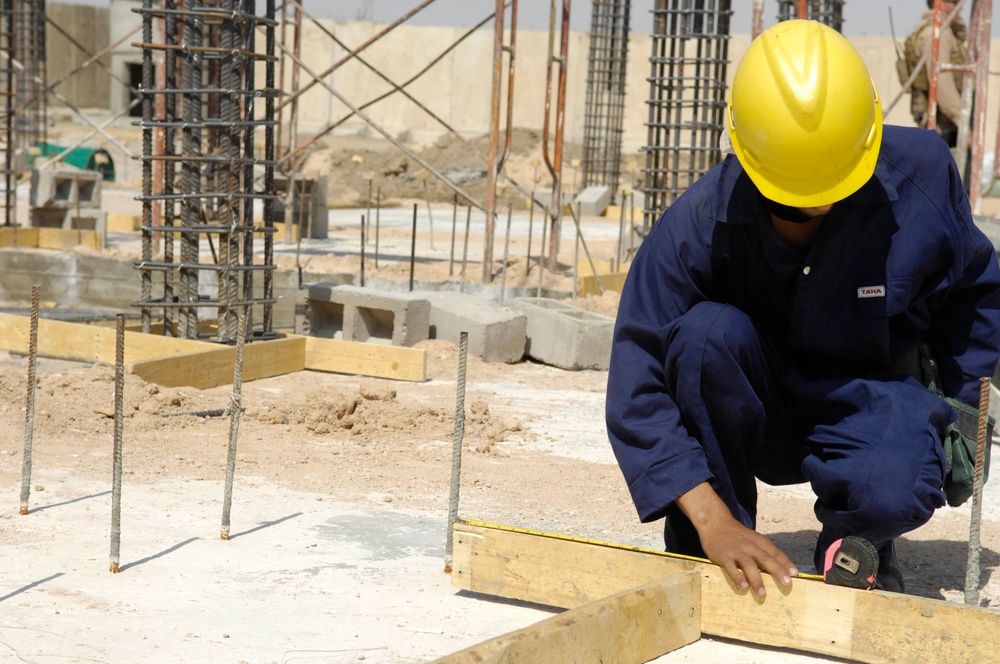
top-left (880, 124), bottom-right (952, 172)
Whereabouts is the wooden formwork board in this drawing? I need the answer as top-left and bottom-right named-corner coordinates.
top-left (452, 521), bottom-right (1000, 664)
top-left (1, 314), bottom-right (426, 385)
top-left (432, 572), bottom-right (700, 663)
top-left (0, 227), bottom-right (104, 250)
top-left (298, 335), bottom-right (427, 382)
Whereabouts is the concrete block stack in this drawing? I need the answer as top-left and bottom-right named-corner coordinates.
top-left (29, 168), bottom-right (107, 233)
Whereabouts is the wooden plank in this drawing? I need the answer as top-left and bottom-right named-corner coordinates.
top-left (127, 336), bottom-right (306, 389)
top-left (453, 521), bottom-right (1000, 663)
top-left (298, 334), bottom-right (426, 382)
top-left (0, 227), bottom-right (38, 248)
top-left (433, 571), bottom-right (700, 664)
top-left (578, 271), bottom-right (629, 297)
top-left (0, 312), bottom-right (209, 364)
top-left (36, 228), bottom-right (103, 250)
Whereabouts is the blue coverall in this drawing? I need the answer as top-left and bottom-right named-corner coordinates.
top-left (606, 125), bottom-right (1000, 571)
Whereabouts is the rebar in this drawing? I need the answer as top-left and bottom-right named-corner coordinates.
top-left (775, 0), bottom-right (844, 30)
top-left (18, 283), bottom-right (39, 515)
top-left (409, 203), bottom-right (417, 292)
top-left (642, 0), bottom-right (731, 230)
top-left (965, 376), bottom-right (991, 605)
top-left (542, 0), bottom-right (570, 268)
top-left (0, 1), bottom-right (16, 227)
top-left (220, 307), bottom-right (249, 541)
top-left (582, 0), bottom-right (631, 195)
top-left (14, 0), bottom-right (45, 165)
top-left (109, 313), bottom-right (125, 574)
top-left (443, 331), bottom-right (469, 574)
top-left (134, 0), bottom-right (278, 344)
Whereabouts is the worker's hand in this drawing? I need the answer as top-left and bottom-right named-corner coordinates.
top-left (698, 515), bottom-right (797, 597)
top-left (676, 482), bottom-right (798, 597)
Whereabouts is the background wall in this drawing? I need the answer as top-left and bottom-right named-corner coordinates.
top-left (46, 3), bottom-right (111, 111)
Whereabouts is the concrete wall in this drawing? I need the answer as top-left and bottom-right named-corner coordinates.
top-left (47, 3), bottom-right (112, 111)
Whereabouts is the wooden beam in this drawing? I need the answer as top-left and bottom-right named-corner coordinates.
top-left (127, 336), bottom-right (306, 389)
top-left (0, 312), bottom-right (207, 364)
top-left (452, 520), bottom-right (1000, 663)
top-left (433, 571), bottom-right (700, 663)
top-left (0, 227), bottom-right (103, 250)
top-left (297, 334), bottom-right (427, 382)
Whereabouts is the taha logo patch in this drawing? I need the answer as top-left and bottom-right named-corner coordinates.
top-left (857, 285), bottom-right (886, 298)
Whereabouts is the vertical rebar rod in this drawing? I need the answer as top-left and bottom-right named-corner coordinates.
top-left (140, 0), bottom-right (154, 334)
top-left (449, 193), bottom-right (458, 277)
top-left (483, 0), bottom-right (505, 283)
top-left (220, 307), bottom-right (249, 541)
top-left (409, 202), bottom-right (417, 292)
top-left (526, 191), bottom-right (535, 274)
top-left (500, 204), bottom-right (512, 305)
top-left (18, 283), bottom-right (39, 515)
top-left (537, 202), bottom-right (548, 297)
top-left (109, 314), bottom-right (126, 573)
top-left (359, 214), bottom-right (365, 288)
top-left (460, 205), bottom-right (471, 294)
top-left (965, 376), bottom-right (991, 605)
top-left (375, 186), bottom-right (381, 269)
top-left (443, 330), bottom-right (469, 573)
top-left (1, 1), bottom-right (16, 227)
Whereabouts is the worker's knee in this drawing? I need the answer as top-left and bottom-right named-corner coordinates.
top-left (668, 302), bottom-right (761, 360)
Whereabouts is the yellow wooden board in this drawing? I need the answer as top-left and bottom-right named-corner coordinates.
top-left (106, 213), bottom-right (141, 232)
top-left (0, 227), bottom-right (103, 250)
top-left (452, 521), bottom-right (1000, 664)
top-left (433, 571), bottom-right (700, 663)
top-left (298, 334), bottom-right (426, 382)
top-left (0, 312), bottom-right (208, 364)
top-left (127, 336), bottom-right (305, 389)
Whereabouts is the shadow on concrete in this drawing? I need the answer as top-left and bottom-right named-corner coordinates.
top-left (228, 512), bottom-right (303, 540)
top-left (0, 572), bottom-right (65, 603)
top-left (119, 537), bottom-right (200, 572)
top-left (26, 490), bottom-right (112, 515)
top-left (455, 589), bottom-right (563, 615)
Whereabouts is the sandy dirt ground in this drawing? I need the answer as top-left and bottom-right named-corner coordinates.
top-left (2, 118), bottom-right (998, 663)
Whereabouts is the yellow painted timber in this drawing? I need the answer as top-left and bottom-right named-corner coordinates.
top-left (298, 334), bottom-right (426, 382)
top-left (127, 336), bottom-right (305, 389)
top-left (107, 213), bottom-right (141, 232)
top-left (604, 204), bottom-right (643, 220)
top-left (453, 521), bottom-right (1000, 664)
top-left (578, 270), bottom-right (629, 297)
top-left (0, 312), bottom-right (208, 364)
top-left (432, 571), bottom-right (700, 664)
top-left (0, 227), bottom-right (103, 250)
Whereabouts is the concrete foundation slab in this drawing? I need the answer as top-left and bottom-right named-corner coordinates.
top-left (305, 283), bottom-right (430, 347)
top-left (413, 290), bottom-right (526, 363)
top-left (509, 297), bottom-right (614, 371)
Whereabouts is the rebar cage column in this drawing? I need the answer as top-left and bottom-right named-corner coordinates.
top-left (582, 0), bottom-right (631, 195)
top-left (14, 0), bottom-right (44, 165)
top-left (775, 0), bottom-right (844, 30)
top-left (0, 1), bottom-right (14, 226)
top-left (642, 0), bottom-right (731, 230)
top-left (133, 0), bottom-right (279, 344)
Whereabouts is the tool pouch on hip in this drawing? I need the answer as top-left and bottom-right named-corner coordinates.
top-left (918, 344), bottom-right (993, 507)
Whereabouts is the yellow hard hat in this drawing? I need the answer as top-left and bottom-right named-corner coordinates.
top-left (727, 20), bottom-right (882, 207)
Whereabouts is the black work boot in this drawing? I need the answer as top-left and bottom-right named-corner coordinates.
top-left (875, 540), bottom-right (906, 593)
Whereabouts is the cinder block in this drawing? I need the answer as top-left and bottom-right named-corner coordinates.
top-left (30, 168), bottom-right (103, 209)
top-left (510, 297), bottom-right (614, 371)
top-left (531, 188), bottom-right (573, 214)
top-left (305, 283), bottom-right (430, 347)
top-left (413, 290), bottom-right (526, 363)
top-left (574, 186), bottom-right (611, 216)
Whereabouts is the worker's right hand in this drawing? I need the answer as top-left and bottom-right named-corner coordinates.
top-left (675, 481), bottom-right (798, 597)
top-left (697, 515), bottom-right (797, 598)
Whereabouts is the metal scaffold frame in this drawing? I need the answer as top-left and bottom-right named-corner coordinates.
top-left (642, 0), bottom-right (731, 231)
top-left (581, 0), bottom-right (631, 198)
top-left (269, 0), bottom-right (566, 284)
top-left (133, 0), bottom-right (279, 344)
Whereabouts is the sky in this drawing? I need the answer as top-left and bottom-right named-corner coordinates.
top-left (60, 1), bottom-right (944, 39)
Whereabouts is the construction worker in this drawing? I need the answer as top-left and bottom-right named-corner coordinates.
top-left (606, 20), bottom-right (1000, 597)
top-left (904, 0), bottom-right (967, 147)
